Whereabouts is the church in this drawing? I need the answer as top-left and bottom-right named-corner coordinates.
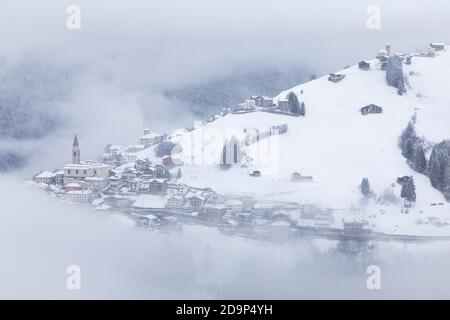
top-left (63, 135), bottom-right (110, 184)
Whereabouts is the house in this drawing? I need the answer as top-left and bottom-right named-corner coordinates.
top-left (166, 196), bottom-right (184, 210)
top-left (121, 167), bottom-right (137, 182)
top-left (167, 183), bottom-right (188, 197)
top-left (201, 204), bottom-right (227, 221)
top-left (250, 96), bottom-right (263, 106)
top-left (249, 170), bottom-right (261, 177)
top-left (140, 178), bottom-right (168, 195)
top-left (261, 97), bottom-right (274, 108)
top-left (55, 170), bottom-right (64, 185)
top-left (291, 172), bottom-right (302, 182)
top-left (130, 178), bottom-right (142, 192)
top-left (427, 47), bottom-right (436, 57)
top-left (135, 159), bottom-right (150, 171)
top-left (358, 61), bottom-right (370, 71)
top-left (204, 192), bottom-right (226, 205)
top-left (186, 195), bottom-right (205, 210)
top-left (271, 124), bottom-right (288, 135)
top-left (376, 49), bottom-right (389, 62)
top-left (65, 190), bottom-right (94, 203)
top-left (226, 199), bottom-right (243, 214)
top-left (328, 73), bottom-right (346, 83)
top-left (241, 193), bottom-right (255, 210)
top-left (343, 221), bottom-right (370, 235)
top-left (277, 99), bottom-right (289, 110)
top-left (154, 164), bottom-right (170, 178)
top-left (254, 203), bottom-right (274, 219)
top-left (235, 99), bottom-right (256, 112)
top-left (64, 182), bottom-right (82, 192)
top-left (360, 104), bottom-right (383, 115)
top-left (251, 96), bottom-right (274, 108)
top-left (85, 177), bottom-right (108, 191)
top-left (125, 144), bottom-right (146, 153)
top-left (430, 43), bottom-right (446, 51)
top-left (238, 211), bottom-right (255, 226)
top-left (291, 172), bottom-right (313, 182)
top-left (34, 171), bottom-right (56, 185)
top-left (108, 175), bottom-right (122, 189)
top-left (139, 129), bottom-right (166, 147)
top-left (64, 162), bottom-right (109, 182)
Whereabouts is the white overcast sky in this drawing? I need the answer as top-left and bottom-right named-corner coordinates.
top-left (1, 0), bottom-right (449, 75)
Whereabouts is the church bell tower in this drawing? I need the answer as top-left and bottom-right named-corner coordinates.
top-left (72, 134), bottom-right (80, 164)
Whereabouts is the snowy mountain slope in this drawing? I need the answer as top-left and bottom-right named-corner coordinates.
top-left (137, 48), bottom-right (450, 234)
top-left (405, 53), bottom-right (450, 142)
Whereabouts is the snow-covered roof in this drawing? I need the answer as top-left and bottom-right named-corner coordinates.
top-left (64, 162), bottom-right (108, 170)
top-left (94, 204), bottom-right (111, 211)
top-left (86, 177), bottom-right (105, 181)
top-left (132, 194), bottom-right (167, 209)
top-left (204, 204), bottom-right (227, 209)
top-left (65, 182), bottom-right (81, 188)
top-left (36, 171), bottom-right (56, 179)
top-left (67, 190), bottom-right (93, 195)
top-left (140, 133), bottom-right (163, 139)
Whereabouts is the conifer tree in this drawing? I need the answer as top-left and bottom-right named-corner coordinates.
top-left (299, 101), bottom-right (306, 116)
top-left (360, 178), bottom-right (371, 197)
top-left (287, 92), bottom-right (300, 114)
top-left (413, 145), bottom-right (427, 174)
top-left (402, 138), bottom-right (414, 160)
top-left (401, 176), bottom-right (416, 206)
top-left (399, 121), bottom-right (416, 149)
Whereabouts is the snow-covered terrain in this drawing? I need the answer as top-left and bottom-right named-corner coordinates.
top-left (135, 48), bottom-right (450, 235)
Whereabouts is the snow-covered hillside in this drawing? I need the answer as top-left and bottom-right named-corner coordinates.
top-left (136, 47), bottom-right (450, 234)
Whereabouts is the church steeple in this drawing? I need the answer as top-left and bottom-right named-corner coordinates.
top-left (72, 134), bottom-right (80, 164)
top-left (73, 134), bottom-right (79, 147)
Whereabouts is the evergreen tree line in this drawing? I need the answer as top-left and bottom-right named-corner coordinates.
top-left (399, 121), bottom-right (427, 174)
top-left (399, 121), bottom-right (450, 201)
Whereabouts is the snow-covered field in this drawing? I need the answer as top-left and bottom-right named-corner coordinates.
top-left (136, 49), bottom-right (450, 235)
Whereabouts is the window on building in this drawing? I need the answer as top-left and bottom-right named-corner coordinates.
top-left (84, 170), bottom-right (87, 175)
top-left (68, 170), bottom-right (71, 174)
top-left (76, 170), bottom-right (79, 174)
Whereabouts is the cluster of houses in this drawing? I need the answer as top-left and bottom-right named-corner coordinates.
top-left (32, 133), bottom-right (176, 203)
top-left (166, 189), bottom-right (278, 224)
top-left (234, 96), bottom-right (274, 113)
top-left (31, 134), bottom-right (305, 231)
top-left (232, 94), bottom-right (303, 116)
top-left (32, 133), bottom-right (334, 238)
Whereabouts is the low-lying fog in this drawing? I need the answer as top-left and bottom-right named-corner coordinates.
top-left (1, 175), bottom-right (450, 299)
